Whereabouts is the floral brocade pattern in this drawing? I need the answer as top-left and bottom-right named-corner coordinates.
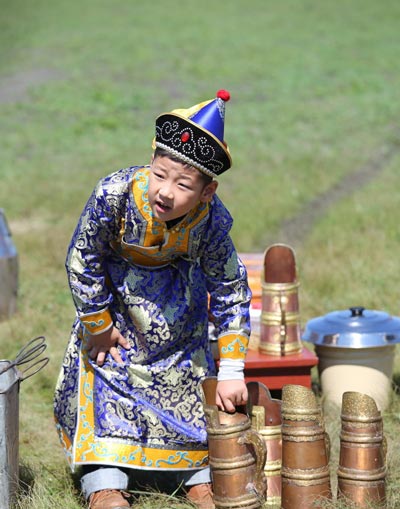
top-left (54, 166), bottom-right (251, 471)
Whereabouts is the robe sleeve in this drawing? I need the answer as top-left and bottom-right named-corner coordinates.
top-left (65, 173), bottom-right (127, 335)
top-left (200, 197), bottom-right (252, 367)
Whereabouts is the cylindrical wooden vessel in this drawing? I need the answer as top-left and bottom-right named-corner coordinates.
top-left (247, 382), bottom-right (282, 508)
top-left (259, 244), bottom-right (302, 356)
top-left (281, 384), bottom-right (331, 509)
top-left (202, 378), bottom-right (267, 509)
top-left (337, 391), bottom-right (386, 508)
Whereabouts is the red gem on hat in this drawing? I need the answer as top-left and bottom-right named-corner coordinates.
top-left (181, 131), bottom-right (190, 142)
top-left (217, 89), bottom-right (230, 102)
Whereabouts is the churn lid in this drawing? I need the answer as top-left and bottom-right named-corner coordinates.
top-left (302, 306), bottom-right (400, 348)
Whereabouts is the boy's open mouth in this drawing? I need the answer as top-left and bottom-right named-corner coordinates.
top-left (155, 200), bottom-right (171, 213)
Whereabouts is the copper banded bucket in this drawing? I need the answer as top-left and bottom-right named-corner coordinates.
top-left (337, 391), bottom-right (386, 508)
top-left (281, 384), bottom-right (331, 508)
top-left (247, 382), bottom-right (282, 507)
top-left (260, 244), bottom-right (302, 356)
top-left (202, 378), bottom-right (267, 509)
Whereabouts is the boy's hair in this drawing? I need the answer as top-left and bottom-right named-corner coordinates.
top-left (153, 147), bottom-right (214, 186)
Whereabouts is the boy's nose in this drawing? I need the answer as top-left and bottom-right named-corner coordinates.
top-left (159, 186), bottom-right (173, 200)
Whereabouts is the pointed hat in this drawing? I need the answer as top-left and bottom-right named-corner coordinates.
top-left (155, 90), bottom-right (232, 177)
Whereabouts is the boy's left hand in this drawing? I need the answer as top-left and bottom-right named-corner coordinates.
top-left (215, 379), bottom-right (248, 413)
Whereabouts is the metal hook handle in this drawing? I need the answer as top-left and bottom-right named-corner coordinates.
top-left (0, 336), bottom-right (48, 378)
top-left (19, 356), bottom-right (50, 381)
top-left (14, 336), bottom-right (47, 366)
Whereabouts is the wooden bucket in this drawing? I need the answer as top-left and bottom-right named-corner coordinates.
top-left (281, 384), bottom-right (332, 509)
top-left (202, 378), bottom-right (267, 509)
top-left (247, 381), bottom-right (282, 507)
top-left (260, 244), bottom-right (302, 356)
top-left (337, 391), bottom-right (386, 508)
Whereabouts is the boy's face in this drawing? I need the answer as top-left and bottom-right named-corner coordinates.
top-left (148, 155), bottom-right (218, 222)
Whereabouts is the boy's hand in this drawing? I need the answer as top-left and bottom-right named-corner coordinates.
top-left (86, 326), bottom-right (130, 366)
top-left (215, 379), bottom-right (248, 413)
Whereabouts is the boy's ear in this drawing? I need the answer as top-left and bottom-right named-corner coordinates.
top-left (200, 180), bottom-right (218, 203)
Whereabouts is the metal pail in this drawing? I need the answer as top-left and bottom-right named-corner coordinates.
top-left (0, 362), bottom-right (20, 508)
top-left (302, 306), bottom-right (400, 411)
top-left (0, 337), bottom-right (48, 507)
top-left (0, 209), bottom-right (18, 320)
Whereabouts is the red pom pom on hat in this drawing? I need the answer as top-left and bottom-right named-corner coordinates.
top-left (217, 89), bottom-right (230, 102)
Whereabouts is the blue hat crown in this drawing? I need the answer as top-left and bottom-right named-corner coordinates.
top-left (189, 89), bottom-right (230, 142)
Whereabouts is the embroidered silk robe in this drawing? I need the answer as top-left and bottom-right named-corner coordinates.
top-left (54, 165), bottom-right (251, 472)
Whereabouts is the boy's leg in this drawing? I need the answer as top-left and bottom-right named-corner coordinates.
top-left (81, 466), bottom-right (130, 508)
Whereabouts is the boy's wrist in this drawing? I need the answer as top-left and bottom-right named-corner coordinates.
top-left (217, 358), bottom-right (245, 381)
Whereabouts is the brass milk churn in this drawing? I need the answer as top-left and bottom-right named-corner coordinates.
top-left (0, 209), bottom-right (18, 320)
top-left (202, 378), bottom-right (267, 509)
top-left (0, 337), bottom-right (48, 508)
top-left (247, 381), bottom-right (282, 507)
top-left (337, 391), bottom-right (387, 508)
top-left (260, 244), bottom-right (302, 356)
top-left (281, 384), bottom-right (331, 508)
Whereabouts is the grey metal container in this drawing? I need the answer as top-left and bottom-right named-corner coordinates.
top-left (0, 337), bottom-right (48, 507)
top-left (0, 362), bottom-right (20, 508)
top-left (302, 307), bottom-right (400, 410)
top-left (0, 209), bottom-right (18, 320)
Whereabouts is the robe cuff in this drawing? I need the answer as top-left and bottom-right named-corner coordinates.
top-left (218, 332), bottom-right (248, 360)
top-left (79, 308), bottom-right (113, 335)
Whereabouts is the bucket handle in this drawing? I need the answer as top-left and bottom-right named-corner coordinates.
top-left (19, 356), bottom-right (49, 381)
top-left (238, 429), bottom-right (267, 497)
top-left (0, 336), bottom-right (49, 379)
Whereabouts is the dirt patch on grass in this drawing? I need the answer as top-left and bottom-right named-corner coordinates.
top-left (266, 135), bottom-right (400, 249)
top-left (0, 68), bottom-right (64, 104)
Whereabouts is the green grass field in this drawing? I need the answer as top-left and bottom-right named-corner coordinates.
top-left (1, 0), bottom-right (400, 507)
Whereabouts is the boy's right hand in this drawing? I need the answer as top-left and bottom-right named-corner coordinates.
top-left (86, 326), bottom-right (130, 366)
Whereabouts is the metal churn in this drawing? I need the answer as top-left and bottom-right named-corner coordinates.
top-left (0, 209), bottom-right (18, 320)
top-left (0, 336), bottom-right (48, 508)
top-left (302, 306), bottom-right (400, 411)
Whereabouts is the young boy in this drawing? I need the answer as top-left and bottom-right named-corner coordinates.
top-left (54, 90), bottom-right (251, 509)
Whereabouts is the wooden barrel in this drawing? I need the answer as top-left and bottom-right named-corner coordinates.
top-left (247, 381), bottom-right (282, 507)
top-left (260, 245), bottom-right (302, 356)
top-left (202, 378), bottom-right (267, 509)
top-left (281, 384), bottom-right (332, 509)
top-left (337, 391), bottom-right (386, 508)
